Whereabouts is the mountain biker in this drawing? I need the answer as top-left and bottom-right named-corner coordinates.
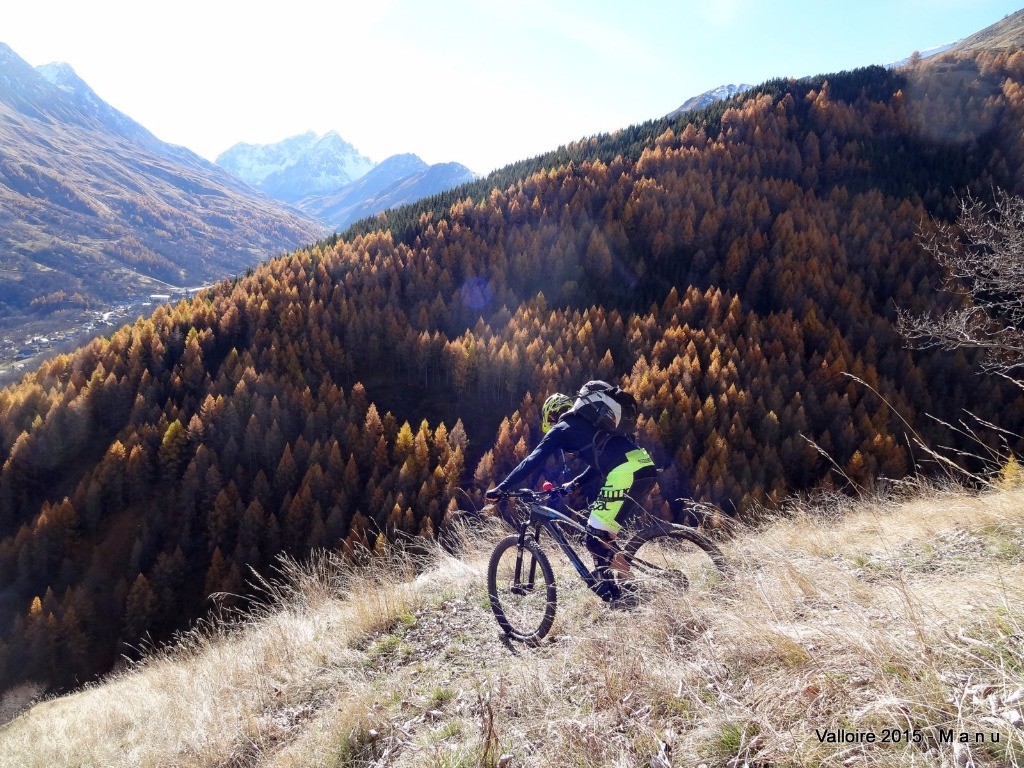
top-left (485, 385), bottom-right (658, 592)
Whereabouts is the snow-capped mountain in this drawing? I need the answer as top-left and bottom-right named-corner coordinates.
top-left (216, 132), bottom-right (479, 232)
top-left (668, 84), bottom-right (754, 118)
top-left (217, 131), bottom-right (376, 203)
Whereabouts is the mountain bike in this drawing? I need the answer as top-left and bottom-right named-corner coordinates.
top-left (486, 487), bottom-right (727, 643)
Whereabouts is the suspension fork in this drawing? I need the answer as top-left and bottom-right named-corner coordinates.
top-left (512, 521), bottom-right (543, 591)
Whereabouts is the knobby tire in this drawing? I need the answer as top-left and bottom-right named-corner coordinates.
top-left (487, 535), bottom-right (557, 643)
top-left (621, 523), bottom-right (727, 592)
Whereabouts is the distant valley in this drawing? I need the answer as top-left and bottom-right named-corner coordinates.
top-left (0, 43), bottom-right (324, 377)
top-left (0, 43), bottom-right (479, 379)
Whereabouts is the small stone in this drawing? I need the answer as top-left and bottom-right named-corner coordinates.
top-left (497, 754), bottom-right (514, 768)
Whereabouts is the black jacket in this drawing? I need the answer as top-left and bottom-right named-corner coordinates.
top-left (496, 413), bottom-right (639, 492)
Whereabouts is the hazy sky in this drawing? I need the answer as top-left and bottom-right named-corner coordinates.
top-left (4, 0), bottom-right (1022, 174)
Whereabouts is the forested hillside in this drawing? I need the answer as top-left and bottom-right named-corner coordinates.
top-left (2, 47), bottom-right (1024, 693)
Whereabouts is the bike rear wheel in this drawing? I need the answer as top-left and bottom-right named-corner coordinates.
top-left (487, 535), bottom-right (557, 643)
top-left (621, 523), bottom-right (727, 592)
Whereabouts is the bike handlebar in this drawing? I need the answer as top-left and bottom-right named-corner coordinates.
top-left (489, 486), bottom-right (570, 503)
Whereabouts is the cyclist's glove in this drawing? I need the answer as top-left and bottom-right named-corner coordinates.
top-left (484, 486), bottom-right (504, 502)
top-left (558, 481), bottom-right (578, 496)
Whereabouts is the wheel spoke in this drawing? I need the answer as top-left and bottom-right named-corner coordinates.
top-left (487, 536), bottom-right (557, 642)
top-left (624, 526), bottom-right (727, 593)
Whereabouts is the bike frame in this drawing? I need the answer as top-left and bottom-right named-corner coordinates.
top-left (514, 500), bottom-right (605, 592)
top-left (504, 490), bottom-right (687, 585)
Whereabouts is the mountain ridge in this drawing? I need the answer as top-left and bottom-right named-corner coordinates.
top-left (302, 154), bottom-right (479, 231)
top-left (0, 43), bottom-right (322, 350)
top-left (217, 131), bottom-right (377, 202)
top-left (668, 83), bottom-right (754, 117)
top-left (952, 7), bottom-right (1024, 51)
top-left (666, 28), bottom-right (991, 123)
top-left (216, 131), bottom-right (478, 230)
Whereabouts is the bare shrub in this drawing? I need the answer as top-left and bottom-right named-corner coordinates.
top-left (0, 682), bottom-right (45, 727)
top-left (898, 190), bottom-right (1024, 387)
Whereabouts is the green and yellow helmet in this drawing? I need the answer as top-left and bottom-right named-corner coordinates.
top-left (541, 393), bottom-right (574, 433)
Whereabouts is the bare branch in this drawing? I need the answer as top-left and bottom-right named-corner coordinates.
top-left (900, 190), bottom-right (1024, 383)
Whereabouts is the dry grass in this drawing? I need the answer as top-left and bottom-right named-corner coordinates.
top-left (2, 483), bottom-right (1023, 767)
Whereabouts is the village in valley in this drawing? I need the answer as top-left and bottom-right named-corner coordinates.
top-left (0, 285), bottom-right (205, 384)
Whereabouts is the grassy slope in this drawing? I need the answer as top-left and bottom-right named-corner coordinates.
top-left (1, 483), bottom-right (1023, 768)
top-left (952, 8), bottom-right (1024, 52)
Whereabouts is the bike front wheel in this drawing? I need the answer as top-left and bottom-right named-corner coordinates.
top-left (621, 523), bottom-right (727, 593)
top-left (487, 535), bottom-right (557, 643)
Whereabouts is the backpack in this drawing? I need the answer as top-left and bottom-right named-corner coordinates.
top-left (569, 380), bottom-right (639, 437)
